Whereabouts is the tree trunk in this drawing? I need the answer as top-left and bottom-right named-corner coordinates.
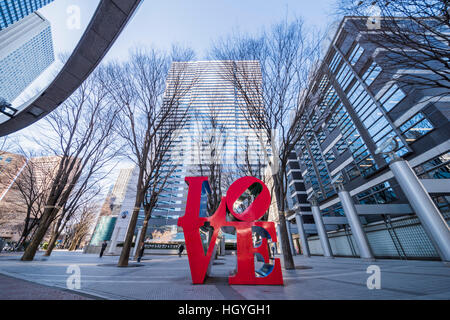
top-left (69, 236), bottom-right (78, 251)
top-left (44, 216), bottom-right (64, 256)
top-left (273, 174), bottom-right (295, 270)
top-left (21, 185), bottom-right (74, 261)
top-left (45, 232), bottom-right (58, 256)
top-left (15, 208), bottom-right (36, 250)
top-left (133, 206), bottom-right (151, 260)
top-left (21, 210), bottom-right (54, 261)
top-left (117, 187), bottom-right (144, 267)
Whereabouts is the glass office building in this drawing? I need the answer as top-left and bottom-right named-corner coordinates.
top-left (0, 0), bottom-right (54, 30)
top-left (101, 61), bottom-right (267, 251)
top-left (0, 11), bottom-right (54, 104)
top-left (286, 17), bottom-right (450, 260)
top-left (146, 60), bottom-right (266, 241)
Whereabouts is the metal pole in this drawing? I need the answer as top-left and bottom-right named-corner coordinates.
top-left (390, 158), bottom-right (450, 262)
top-left (336, 183), bottom-right (374, 261)
top-left (310, 197), bottom-right (333, 258)
top-left (295, 213), bottom-right (310, 257)
top-left (286, 219), bottom-right (296, 256)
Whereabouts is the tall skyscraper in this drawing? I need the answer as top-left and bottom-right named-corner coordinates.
top-left (147, 60), bottom-right (266, 241)
top-left (0, 0), bottom-right (54, 30)
top-left (102, 61), bottom-right (267, 251)
top-left (0, 11), bottom-right (54, 104)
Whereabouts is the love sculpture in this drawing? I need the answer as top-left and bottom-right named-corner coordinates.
top-left (177, 176), bottom-right (283, 285)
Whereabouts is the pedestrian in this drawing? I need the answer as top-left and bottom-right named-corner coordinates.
top-left (99, 240), bottom-right (107, 258)
top-left (137, 243), bottom-right (145, 262)
top-left (178, 243), bottom-right (185, 257)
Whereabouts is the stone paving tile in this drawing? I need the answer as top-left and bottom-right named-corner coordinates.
top-left (0, 251), bottom-right (449, 300)
top-left (0, 274), bottom-right (93, 300)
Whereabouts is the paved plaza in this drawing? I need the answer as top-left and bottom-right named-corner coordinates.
top-left (0, 250), bottom-right (449, 300)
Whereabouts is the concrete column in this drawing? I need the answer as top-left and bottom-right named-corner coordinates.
top-left (108, 226), bottom-right (120, 254)
top-left (286, 219), bottom-right (296, 256)
top-left (295, 213), bottom-right (310, 257)
top-left (336, 183), bottom-right (374, 261)
top-left (310, 197), bottom-right (333, 258)
top-left (390, 158), bottom-right (450, 262)
top-left (132, 227), bottom-right (142, 258)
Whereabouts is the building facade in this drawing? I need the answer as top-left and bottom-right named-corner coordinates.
top-left (0, 0), bottom-right (54, 30)
top-left (143, 60), bottom-right (266, 243)
top-left (88, 60), bottom-right (268, 253)
top-left (0, 152), bottom-right (62, 242)
top-left (285, 17), bottom-right (450, 261)
top-left (0, 11), bottom-right (54, 107)
top-left (86, 167), bottom-right (138, 252)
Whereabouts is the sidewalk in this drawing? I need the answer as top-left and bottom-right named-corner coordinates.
top-left (0, 251), bottom-right (449, 300)
top-left (0, 273), bottom-right (95, 300)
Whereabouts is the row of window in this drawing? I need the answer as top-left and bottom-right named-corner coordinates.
top-left (400, 112), bottom-right (434, 143)
top-left (414, 152), bottom-right (450, 180)
top-left (356, 181), bottom-right (397, 205)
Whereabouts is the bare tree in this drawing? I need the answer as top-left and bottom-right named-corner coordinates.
top-left (105, 47), bottom-right (195, 266)
top-left (44, 180), bottom-right (104, 256)
top-left (190, 103), bottom-right (230, 214)
top-left (64, 202), bottom-right (98, 251)
top-left (9, 152), bottom-right (57, 249)
top-left (20, 67), bottom-right (121, 261)
top-left (336, 0), bottom-right (450, 96)
top-left (210, 18), bottom-right (324, 269)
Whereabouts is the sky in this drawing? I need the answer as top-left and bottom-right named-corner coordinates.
top-left (13, 0), bottom-right (342, 111)
top-left (39, 0), bottom-right (341, 61)
top-left (8, 0), bottom-right (341, 187)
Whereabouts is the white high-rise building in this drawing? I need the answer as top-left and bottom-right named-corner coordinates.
top-left (149, 60), bottom-right (267, 240)
top-left (0, 11), bottom-right (54, 105)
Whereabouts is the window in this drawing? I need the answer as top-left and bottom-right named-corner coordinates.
top-left (317, 130), bottom-right (326, 144)
top-left (362, 62), bottom-right (382, 86)
top-left (335, 138), bottom-right (348, 154)
top-left (348, 43), bottom-right (364, 66)
top-left (322, 204), bottom-right (344, 217)
top-left (358, 156), bottom-right (377, 176)
top-left (356, 181), bottom-right (397, 204)
top-left (328, 51), bottom-right (342, 73)
top-left (400, 112), bottom-right (434, 143)
top-left (324, 150), bottom-right (336, 164)
top-left (414, 152), bottom-right (450, 179)
top-left (379, 84), bottom-right (406, 112)
top-left (346, 164), bottom-right (360, 180)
